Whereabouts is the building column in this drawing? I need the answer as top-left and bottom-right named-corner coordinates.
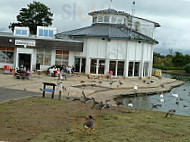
top-left (85, 39), bottom-right (90, 74)
top-left (149, 45), bottom-right (154, 77)
top-left (105, 59), bottom-right (110, 75)
top-left (140, 43), bottom-right (145, 78)
top-left (124, 41), bottom-right (129, 77)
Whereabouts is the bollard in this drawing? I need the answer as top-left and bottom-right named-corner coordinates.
top-left (59, 82), bottom-right (63, 100)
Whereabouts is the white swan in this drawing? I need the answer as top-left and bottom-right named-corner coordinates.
top-left (160, 98), bottom-right (164, 103)
top-left (128, 103), bottom-right (133, 108)
top-left (160, 93), bottom-right (164, 98)
top-left (172, 93), bottom-right (179, 98)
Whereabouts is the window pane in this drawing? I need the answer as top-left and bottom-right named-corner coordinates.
top-left (134, 62), bottom-right (140, 76)
top-left (109, 61), bottom-right (116, 76)
top-left (16, 30), bottom-right (21, 35)
top-left (98, 16), bottom-right (103, 22)
top-left (144, 62), bottom-right (149, 77)
top-left (118, 17), bottom-right (124, 24)
top-left (44, 30), bottom-right (48, 36)
top-left (98, 60), bottom-right (105, 74)
top-left (22, 30), bottom-right (27, 35)
top-left (81, 58), bottom-right (86, 73)
top-left (117, 61), bottom-right (124, 76)
top-left (37, 53), bottom-right (44, 65)
top-left (49, 30), bottom-right (53, 37)
top-left (93, 17), bottom-right (97, 23)
top-left (90, 59), bottom-right (97, 74)
top-left (111, 16), bottom-right (117, 23)
top-left (39, 29), bottom-right (43, 36)
top-left (0, 51), bottom-right (6, 63)
top-left (128, 62), bottom-right (133, 77)
top-left (104, 16), bottom-right (110, 23)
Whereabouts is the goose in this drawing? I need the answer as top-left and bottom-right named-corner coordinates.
top-left (93, 101), bottom-right (104, 113)
top-left (83, 115), bottom-right (95, 133)
top-left (152, 104), bottom-right (162, 108)
top-left (172, 93), bottom-right (179, 98)
top-left (80, 91), bottom-right (92, 103)
top-left (165, 109), bottom-right (176, 118)
top-left (115, 100), bottom-right (123, 106)
top-left (160, 93), bottom-right (164, 98)
top-left (91, 98), bottom-right (100, 109)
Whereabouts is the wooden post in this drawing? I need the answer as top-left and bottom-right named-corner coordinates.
top-left (59, 82), bottom-right (63, 100)
top-left (43, 84), bottom-right (46, 97)
top-left (52, 86), bottom-right (55, 99)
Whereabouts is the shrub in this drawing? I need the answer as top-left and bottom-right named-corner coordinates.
top-left (184, 64), bottom-right (190, 74)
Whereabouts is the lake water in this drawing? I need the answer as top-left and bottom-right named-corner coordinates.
top-left (119, 73), bottom-right (190, 116)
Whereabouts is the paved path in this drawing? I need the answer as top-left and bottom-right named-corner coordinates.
top-left (0, 87), bottom-right (41, 104)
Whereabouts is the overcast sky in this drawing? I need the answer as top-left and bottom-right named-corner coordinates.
top-left (0, 0), bottom-right (190, 51)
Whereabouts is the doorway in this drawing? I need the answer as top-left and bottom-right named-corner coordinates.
top-left (19, 53), bottom-right (31, 70)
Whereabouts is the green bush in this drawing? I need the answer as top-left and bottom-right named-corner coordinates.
top-left (184, 64), bottom-right (190, 74)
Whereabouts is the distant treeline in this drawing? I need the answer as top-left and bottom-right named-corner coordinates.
top-left (153, 51), bottom-right (190, 73)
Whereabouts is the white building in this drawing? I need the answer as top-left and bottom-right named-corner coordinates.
top-left (0, 8), bottom-right (160, 78)
top-left (56, 9), bottom-right (160, 77)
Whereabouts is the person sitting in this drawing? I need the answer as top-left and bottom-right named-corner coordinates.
top-left (26, 68), bottom-right (31, 80)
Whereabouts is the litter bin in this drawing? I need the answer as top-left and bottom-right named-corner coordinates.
top-left (4, 65), bottom-right (10, 74)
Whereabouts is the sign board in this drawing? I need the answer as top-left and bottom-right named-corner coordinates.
top-left (15, 40), bottom-right (36, 47)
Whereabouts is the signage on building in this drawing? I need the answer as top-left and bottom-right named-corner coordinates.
top-left (15, 40), bottom-right (36, 47)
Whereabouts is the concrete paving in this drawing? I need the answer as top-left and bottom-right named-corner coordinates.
top-left (0, 87), bottom-right (41, 104)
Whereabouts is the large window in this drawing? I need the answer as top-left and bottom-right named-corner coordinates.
top-left (93, 17), bottom-right (97, 23)
top-left (15, 29), bottom-right (28, 35)
top-left (75, 57), bottom-right (86, 73)
top-left (55, 50), bottom-right (69, 66)
top-left (98, 16), bottom-right (103, 22)
top-left (128, 61), bottom-right (140, 77)
top-left (117, 61), bottom-right (124, 76)
top-left (98, 60), bottom-right (105, 74)
top-left (37, 49), bottom-right (51, 66)
top-left (104, 16), bottom-right (110, 23)
top-left (39, 29), bottom-right (54, 37)
top-left (0, 47), bottom-right (14, 64)
top-left (109, 61), bottom-right (116, 76)
top-left (90, 59), bottom-right (97, 74)
top-left (111, 16), bottom-right (117, 23)
top-left (143, 62), bottom-right (149, 77)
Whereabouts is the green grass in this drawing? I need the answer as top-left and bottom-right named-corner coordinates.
top-left (0, 97), bottom-right (190, 142)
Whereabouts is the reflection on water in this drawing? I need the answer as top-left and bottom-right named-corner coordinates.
top-left (119, 73), bottom-right (190, 116)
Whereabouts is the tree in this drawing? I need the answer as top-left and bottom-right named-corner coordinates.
top-left (172, 52), bottom-right (185, 67)
top-left (9, 1), bottom-right (53, 35)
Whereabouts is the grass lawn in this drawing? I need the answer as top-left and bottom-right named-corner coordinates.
top-left (0, 97), bottom-right (190, 142)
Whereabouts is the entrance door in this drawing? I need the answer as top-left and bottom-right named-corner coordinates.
top-left (81, 58), bottom-right (86, 73)
top-left (19, 54), bottom-right (31, 70)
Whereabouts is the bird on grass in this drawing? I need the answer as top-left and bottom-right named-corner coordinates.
top-left (119, 80), bottom-right (123, 86)
top-left (165, 109), bottom-right (176, 118)
top-left (83, 115), bottom-right (95, 134)
top-left (115, 100), bottom-right (123, 106)
top-left (80, 91), bottom-right (92, 103)
top-left (93, 101), bottom-right (105, 113)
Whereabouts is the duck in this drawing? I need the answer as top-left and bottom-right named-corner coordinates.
top-left (83, 115), bottom-right (95, 133)
top-left (165, 109), bottom-right (176, 118)
top-left (115, 100), bottom-right (123, 106)
top-left (176, 98), bottom-right (179, 105)
top-left (172, 93), bottom-right (179, 98)
top-left (152, 104), bottom-right (162, 108)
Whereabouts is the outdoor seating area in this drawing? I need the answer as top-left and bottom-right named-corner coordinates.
top-left (13, 65), bottom-right (31, 80)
